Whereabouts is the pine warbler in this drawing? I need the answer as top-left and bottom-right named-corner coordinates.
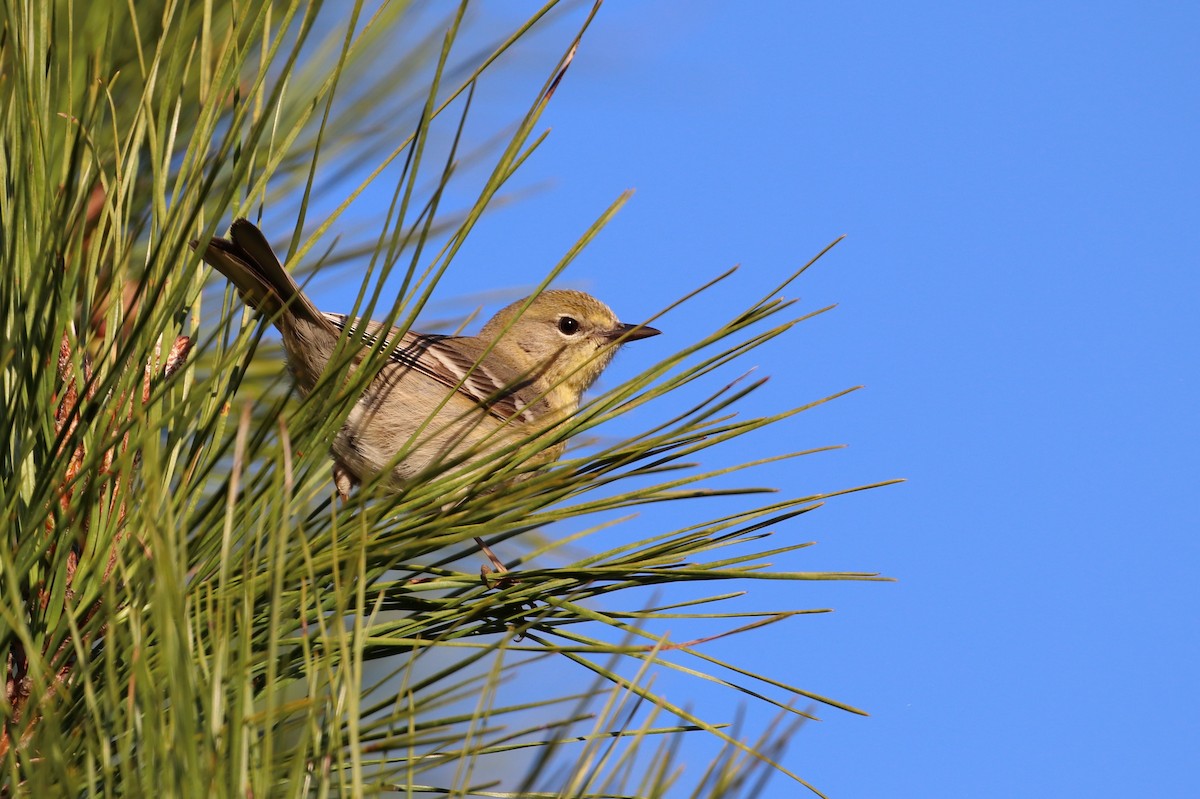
top-left (195, 219), bottom-right (660, 501)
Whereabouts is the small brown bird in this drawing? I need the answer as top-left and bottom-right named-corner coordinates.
top-left (194, 220), bottom-right (659, 568)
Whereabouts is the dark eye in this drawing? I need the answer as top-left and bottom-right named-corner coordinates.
top-left (558, 316), bottom-right (580, 335)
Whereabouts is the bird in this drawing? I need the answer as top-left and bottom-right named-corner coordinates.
top-left (193, 219), bottom-right (660, 572)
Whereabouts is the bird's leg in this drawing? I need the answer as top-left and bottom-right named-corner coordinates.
top-left (476, 536), bottom-right (516, 588)
top-left (441, 495), bottom-right (514, 588)
top-left (333, 463), bottom-right (356, 502)
top-left (334, 464), bottom-right (512, 588)
top-left (476, 536), bottom-right (506, 572)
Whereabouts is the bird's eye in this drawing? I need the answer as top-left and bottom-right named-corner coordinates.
top-left (558, 316), bottom-right (580, 336)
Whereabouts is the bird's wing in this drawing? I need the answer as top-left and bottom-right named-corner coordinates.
top-left (323, 313), bottom-right (546, 424)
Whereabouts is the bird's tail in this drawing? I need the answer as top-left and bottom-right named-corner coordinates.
top-left (192, 219), bottom-right (328, 330)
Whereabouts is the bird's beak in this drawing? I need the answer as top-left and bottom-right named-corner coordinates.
top-left (610, 322), bottom-right (661, 342)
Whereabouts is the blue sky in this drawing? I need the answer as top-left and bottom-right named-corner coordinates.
top-left (321, 2), bottom-right (1199, 796)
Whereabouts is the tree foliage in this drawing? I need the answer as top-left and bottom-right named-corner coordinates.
top-left (0, 1), bottom-right (893, 795)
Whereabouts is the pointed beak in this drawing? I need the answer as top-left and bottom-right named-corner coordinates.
top-left (609, 322), bottom-right (662, 342)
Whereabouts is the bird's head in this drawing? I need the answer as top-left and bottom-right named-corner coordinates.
top-left (480, 289), bottom-right (660, 399)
